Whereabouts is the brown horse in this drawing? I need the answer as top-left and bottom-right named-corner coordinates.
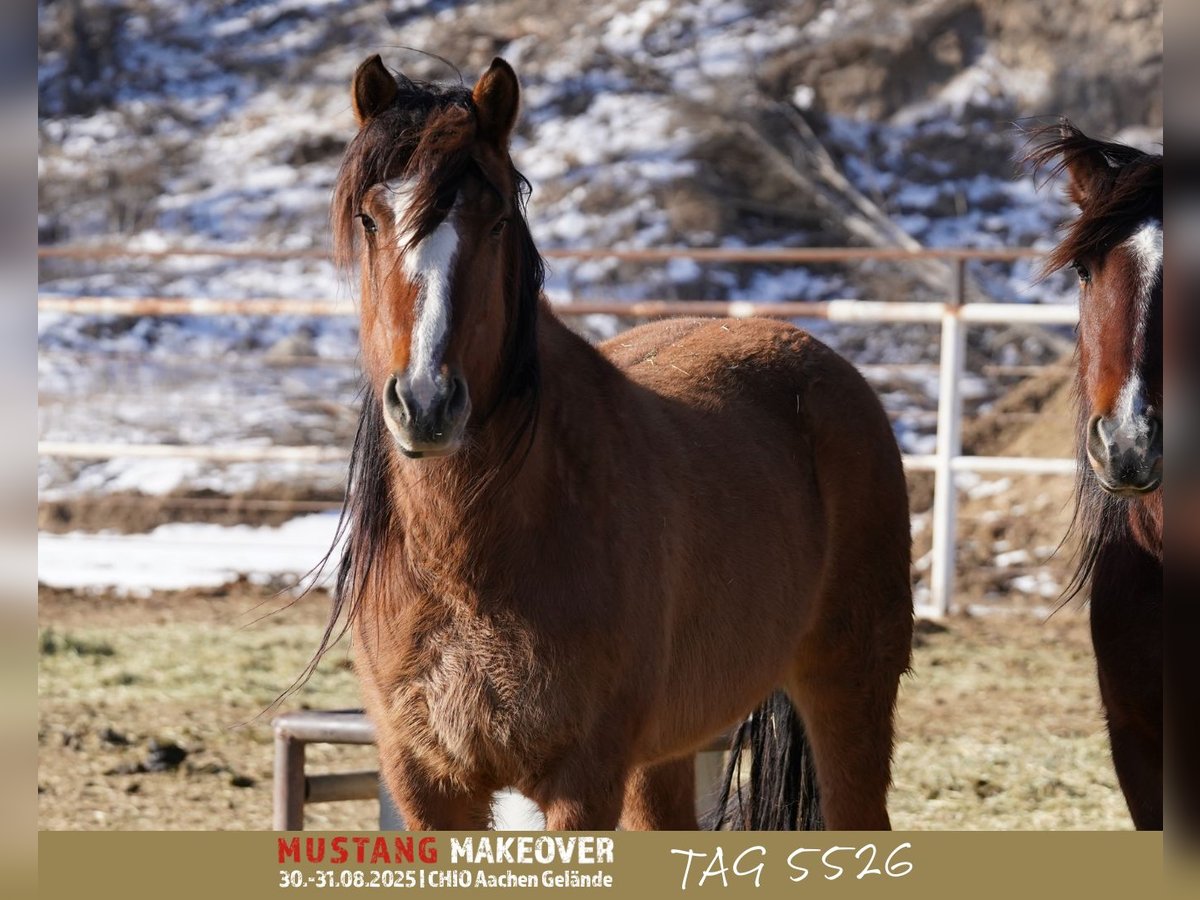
top-left (1027, 121), bottom-right (1163, 830)
top-left (319, 54), bottom-right (913, 831)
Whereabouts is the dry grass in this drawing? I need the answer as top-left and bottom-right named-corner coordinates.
top-left (37, 585), bottom-right (1128, 831)
top-left (38, 586), bottom-right (375, 831)
top-left (891, 614), bottom-right (1127, 829)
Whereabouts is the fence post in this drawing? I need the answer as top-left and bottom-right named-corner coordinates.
top-left (693, 750), bottom-right (727, 821)
top-left (273, 727), bottom-right (306, 831)
top-left (928, 259), bottom-right (967, 617)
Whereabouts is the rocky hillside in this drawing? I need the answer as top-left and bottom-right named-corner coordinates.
top-left (38, 0), bottom-right (1162, 297)
top-left (37, 0), bottom-right (1162, 506)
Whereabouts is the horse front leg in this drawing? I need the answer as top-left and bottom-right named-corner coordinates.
top-left (528, 749), bottom-right (627, 830)
top-left (620, 756), bottom-right (699, 830)
top-left (378, 745), bottom-right (494, 830)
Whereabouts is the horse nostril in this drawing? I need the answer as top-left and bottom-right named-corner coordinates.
top-left (444, 373), bottom-right (469, 419)
top-left (386, 374), bottom-right (413, 424)
top-left (1147, 416), bottom-right (1162, 447)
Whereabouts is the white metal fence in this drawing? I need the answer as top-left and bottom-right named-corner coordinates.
top-left (37, 245), bottom-right (1078, 617)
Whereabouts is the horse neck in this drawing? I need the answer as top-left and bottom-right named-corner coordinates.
top-left (1073, 472), bottom-right (1164, 576)
top-left (1127, 492), bottom-right (1163, 562)
top-left (383, 304), bottom-right (617, 581)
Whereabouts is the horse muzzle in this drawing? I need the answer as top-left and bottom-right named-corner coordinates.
top-left (1086, 413), bottom-right (1162, 496)
top-left (382, 369), bottom-right (471, 458)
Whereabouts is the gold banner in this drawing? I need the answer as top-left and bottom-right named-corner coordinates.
top-left (38, 831), bottom-right (1189, 899)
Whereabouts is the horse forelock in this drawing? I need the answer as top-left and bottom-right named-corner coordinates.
top-left (1045, 160), bottom-right (1161, 281)
top-left (332, 80), bottom-right (476, 268)
top-left (1023, 124), bottom-right (1162, 277)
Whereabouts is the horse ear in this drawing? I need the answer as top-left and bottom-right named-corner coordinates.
top-left (472, 58), bottom-right (520, 148)
top-left (1056, 121), bottom-right (1129, 209)
top-left (1061, 149), bottom-right (1111, 208)
top-left (352, 54), bottom-right (398, 125)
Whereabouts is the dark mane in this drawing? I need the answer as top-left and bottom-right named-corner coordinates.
top-left (1060, 395), bottom-right (1129, 601)
top-left (306, 72), bottom-right (546, 677)
top-left (1023, 120), bottom-right (1162, 277)
top-left (1023, 120), bottom-right (1163, 601)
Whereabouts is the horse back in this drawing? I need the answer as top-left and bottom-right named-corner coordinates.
top-left (598, 316), bottom-right (900, 478)
top-left (601, 317), bottom-right (870, 416)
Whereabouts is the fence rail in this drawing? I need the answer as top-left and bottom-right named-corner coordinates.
top-left (38, 243), bottom-right (1075, 616)
top-left (271, 709), bottom-right (729, 830)
top-left (37, 294), bottom-right (1077, 325)
top-left (38, 244), bottom-right (1043, 263)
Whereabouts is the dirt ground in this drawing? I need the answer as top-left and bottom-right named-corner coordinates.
top-left (37, 582), bottom-right (1128, 832)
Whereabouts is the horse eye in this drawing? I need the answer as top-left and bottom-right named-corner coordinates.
top-left (1071, 261), bottom-right (1091, 284)
top-left (491, 217), bottom-right (509, 237)
top-left (356, 213), bottom-right (377, 235)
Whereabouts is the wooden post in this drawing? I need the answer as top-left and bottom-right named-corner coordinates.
top-left (927, 259), bottom-right (967, 618)
top-left (694, 750), bottom-right (727, 821)
top-left (273, 729), bottom-right (306, 831)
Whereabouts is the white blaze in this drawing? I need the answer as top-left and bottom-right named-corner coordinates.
top-left (383, 178), bottom-right (460, 413)
top-left (1107, 219), bottom-right (1162, 448)
top-left (1127, 219), bottom-right (1163, 307)
top-left (1109, 374), bottom-right (1149, 453)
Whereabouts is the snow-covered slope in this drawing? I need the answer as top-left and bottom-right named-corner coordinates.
top-left (37, 0), bottom-right (1162, 503)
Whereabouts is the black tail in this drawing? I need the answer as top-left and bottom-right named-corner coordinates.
top-left (707, 690), bottom-right (823, 830)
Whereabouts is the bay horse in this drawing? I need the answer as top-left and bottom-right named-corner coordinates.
top-left (320, 54), bottom-right (913, 830)
top-left (1027, 121), bottom-right (1163, 830)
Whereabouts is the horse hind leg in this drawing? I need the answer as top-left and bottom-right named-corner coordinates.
top-left (785, 538), bottom-right (911, 829)
top-left (619, 756), bottom-right (699, 830)
top-left (721, 504), bottom-right (909, 830)
top-left (789, 343), bottom-right (913, 830)
top-left (785, 664), bottom-right (900, 831)
top-left (784, 556), bottom-right (911, 830)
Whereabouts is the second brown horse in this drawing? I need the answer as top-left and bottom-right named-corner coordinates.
top-left (321, 55), bottom-right (913, 830)
top-left (1027, 122), bottom-right (1165, 830)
